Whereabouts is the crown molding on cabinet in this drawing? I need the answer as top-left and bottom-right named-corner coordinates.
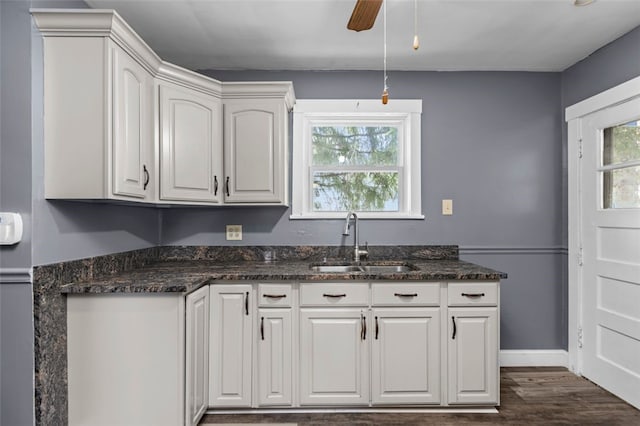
top-left (157, 61), bottom-right (223, 99)
top-left (222, 82), bottom-right (296, 111)
top-left (31, 9), bottom-right (162, 75)
top-left (30, 9), bottom-right (296, 106)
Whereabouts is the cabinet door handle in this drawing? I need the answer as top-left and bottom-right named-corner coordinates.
top-left (452, 316), bottom-right (457, 340)
top-left (260, 316), bottom-right (264, 340)
top-left (245, 292), bottom-right (249, 316)
top-left (461, 292), bottom-right (485, 298)
top-left (213, 175), bottom-right (218, 196)
top-left (375, 316), bottom-right (379, 340)
top-left (225, 176), bottom-right (230, 197)
top-left (143, 165), bottom-right (149, 190)
top-left (394, 292), bottom-right (418, 297)
top-left (263, 294), bottom-right (287, 299)
top-left (361, 313), bottom-right (367, 340)
top-left (323, 293), bottom-right (346, 298)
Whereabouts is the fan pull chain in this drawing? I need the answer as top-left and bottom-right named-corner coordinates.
top-left (382, 0), bottom-right (389, 104)
top-left (413, 0), bottom-right (420, 50)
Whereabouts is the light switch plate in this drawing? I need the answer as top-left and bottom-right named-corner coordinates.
top-left (226, 224), bottom-right (242, 240)
top-left (0, 212), bottom-right (23, 245)
top-left (442, 199), bottom-right (453, 215)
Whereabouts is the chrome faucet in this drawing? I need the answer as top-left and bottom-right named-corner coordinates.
top-left (342, 212), bottom-right (368, 262)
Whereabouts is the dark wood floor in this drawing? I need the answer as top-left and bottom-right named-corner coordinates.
top-left (200, 367), bottom-right (640, 425)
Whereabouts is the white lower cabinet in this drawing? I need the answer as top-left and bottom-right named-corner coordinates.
top-left (299, 308), bottom-right (370, 405)
top-left (185, 286), bottom-right (210, 426)
top-left (447, 307), bottom-right (499, 405)
top-left (209, 285), bottom-right (253, 407)
top-left (205, 280), bottom-right (499, 410)
top-left (371, 307), bottom-right (441, 405)
top-left (258, 308), bottom-right (293, 406)
top-left (446, 282), bottom-right (499, 405)
top-left (67, 288), bottom-right (209, 426)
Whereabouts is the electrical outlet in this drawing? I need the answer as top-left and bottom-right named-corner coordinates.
top-left (442, 199), bottom-right (453, 215)
top-left (226, 224), bottom-right (242, 240)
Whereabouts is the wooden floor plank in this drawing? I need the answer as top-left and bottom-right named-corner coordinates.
top-left (200, 368), bottom-right (640, 425)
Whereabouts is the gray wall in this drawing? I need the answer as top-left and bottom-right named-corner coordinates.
top-left (562, 25), bottom-right (640, 108)
top-left (1, 2), bottom-right (36, 424)
top-left (164, 69), bottom-right (566, 350)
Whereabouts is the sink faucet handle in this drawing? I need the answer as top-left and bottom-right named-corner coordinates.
top-left (359, 241), bottom-right (369, 260)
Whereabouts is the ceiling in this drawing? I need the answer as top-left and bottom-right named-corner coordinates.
top-left (85, 0), bottom-right (640, 72)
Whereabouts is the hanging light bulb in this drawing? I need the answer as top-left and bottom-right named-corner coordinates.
top-left (413, 0), bottom-right (420, 50)
top-left (382, 0), bottom-right (389, 104)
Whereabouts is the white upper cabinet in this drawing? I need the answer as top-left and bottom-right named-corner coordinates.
top-left (34, 29), bottom-right (156, 202)
top-left (160, 83), bottom-right (223, 203)
top-left (223, 94), bottom-right (291, 205)
top-left (32, 9), bottom-right (295, 207)
top-left (113, 46), bottom-right (154, 199)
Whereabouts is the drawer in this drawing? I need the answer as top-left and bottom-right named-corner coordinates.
top-left (258, 284), bottom-right (292, 307)
top-left (300, 282), bottom-right (369, 306)
top-left (447, 282), bottom-right (498, 306)
top-left (371, 282), bottom-right (440, 306)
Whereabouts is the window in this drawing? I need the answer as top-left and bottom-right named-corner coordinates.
top-left (292, 100), bottom-right (422, 219)
top-left (601, 119), bottom-right (640, 209)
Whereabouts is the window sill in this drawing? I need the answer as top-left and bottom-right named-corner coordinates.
top-left (289, 213), bottom-right (425, 220)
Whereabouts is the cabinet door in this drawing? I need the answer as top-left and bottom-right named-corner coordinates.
top-left (371, 308), bottom-right (440, 405)
top-left (209, 285), bottom-right (252, 407)
top-left (258, 309), bottom-right (292, 406)
top-left (223, 99), bottom-right (287, 204)
top-left (185, 286), bottom-right (210, 426)
top-left (160, 83), bottom-right (223, 203)
top-left (447, 307), bottom-right (498, 405)
top-left (112, 45), bottom-right (154, 199)
top-left (299, 308), bottom-right (369, 405)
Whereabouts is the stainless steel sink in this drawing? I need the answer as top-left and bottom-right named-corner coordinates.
top-left (310, 265), bottom-right (364, 273)
top-left (360, 265), bottom-right (414, 273)
top-left (310, 263), bottom-right (417, 274)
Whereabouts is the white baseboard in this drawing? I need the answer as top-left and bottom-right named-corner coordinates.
top-left (500, 350), bottom-right (568, 367)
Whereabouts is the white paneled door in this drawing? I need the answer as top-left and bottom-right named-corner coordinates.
top-left (580, 97), bottom-right (640, 409)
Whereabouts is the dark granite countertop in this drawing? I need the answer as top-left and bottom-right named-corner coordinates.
top-left (60, 259), bottom-right (507, 294)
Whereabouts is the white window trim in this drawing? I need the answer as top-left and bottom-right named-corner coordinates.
top-left (291, 99), bottom-right (423, 219)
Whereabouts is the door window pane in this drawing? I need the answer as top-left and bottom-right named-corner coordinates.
top-left (312, 126), bottom-right (398, 166)
top-left (312, 171), bottom-right (399, 212)
top-left (602, 120), bottom-right (640, 209)
top-left (603, 120), bottom-right (640, 166)
top-left (603, 166), bottom-right (640, 209)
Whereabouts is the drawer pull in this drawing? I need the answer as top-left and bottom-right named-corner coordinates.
top-left (452, 316), bottom-right (457, 340)
top-left (263, 294), bottom-right (287, 299)
top-left (323, 293), bottom-right (346, 298)
top-left (260, 317), bottom-right (264, 340)
top-left (461, 292), bottom-right (485, 298)
top-left (394, 292), bottom-right (418, 297)
top-left (375, 316), bottom-right (379, 340)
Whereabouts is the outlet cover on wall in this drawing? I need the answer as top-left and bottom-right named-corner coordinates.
top-left (442, 199), bottom-right (453, 215)
top-left (226, 224), bottom-right (242, 240)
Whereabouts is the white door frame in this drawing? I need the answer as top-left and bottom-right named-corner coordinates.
top-left (565, 75), bottom-right (640, 375)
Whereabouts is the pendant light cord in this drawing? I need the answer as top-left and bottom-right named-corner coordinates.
top-left (382, 0), bottom-right (389, 104)
top-left (383, 0), bottom-right (387, 91)
top-left (413, 0), bottom-right (420, 50)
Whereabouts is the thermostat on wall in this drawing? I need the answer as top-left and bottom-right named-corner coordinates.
top-left (0, 212), bottom-right (23, 245)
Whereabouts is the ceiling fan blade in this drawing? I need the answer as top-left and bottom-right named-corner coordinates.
top-left (347, 0), bottom-right (383, 32)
